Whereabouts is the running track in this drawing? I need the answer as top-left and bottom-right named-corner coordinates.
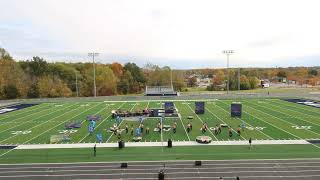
top-left (0, 159), bottom-right (320, 179)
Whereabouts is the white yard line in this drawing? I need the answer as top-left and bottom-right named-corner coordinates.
top-left (217, 101), bottom-right (273, 140)
top-left (248, 100), bottom-right (320, 137)
top-left (205, 104), bottom-right (246, 140)
top-left (264, 100), bottom-right (320, 126)
top-left (22, 103), bottom-right (104, 144)
top-left (0, 103), bottom-right (74, 134)
top-left (274, 99), bottom-right (320, 116)
top-left (174, 103), bottom-right (191, 141)
top-left (244, 103), bottom-right (320, 149)
top-left (176, 108), bottom-right (191, 141)
top-left (106, 102), bottom-right (136, 143)
top-left (272, 100), bottom-right (320, 118)
top-left (0, 104), bottom-right (53, 125)
top-left (146, 101), bottom-right (150, 108)
top-left (184, 101), bottom-right (218, 141)
top-left (78, 102), bottom-right (126, 143)
top-left (0, 149), bottom-right (15, 158)
top-left (0, 103), bottom-right (78, 144)
top-left (244, 105), bottom-right (303, 139)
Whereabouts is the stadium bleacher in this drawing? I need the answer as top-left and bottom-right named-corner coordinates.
top-left (145, 86), bottom-right (178, 96)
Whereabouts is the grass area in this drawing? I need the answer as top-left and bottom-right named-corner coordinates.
top-left (0, 99), bottom-right (320, 144)
top-left (1, 98), bottom-right (320, 163)
top-left (1, 144), bottom-right (320, 164)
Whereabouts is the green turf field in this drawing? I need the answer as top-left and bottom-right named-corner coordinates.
top-left (1, 98), bottom-right (320, 163)
top-left (0, 99), bottom-right (320, 145)
top-left (0, 99), bottom-right (320, 144)
top-left (1, 144), bottom-right (320, 163)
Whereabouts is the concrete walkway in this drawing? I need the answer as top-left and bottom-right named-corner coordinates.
top-left (13, 139), bottom-right (311, 150)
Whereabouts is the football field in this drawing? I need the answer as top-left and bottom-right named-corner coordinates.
top-left (0, 98), bottom-right (320, 145)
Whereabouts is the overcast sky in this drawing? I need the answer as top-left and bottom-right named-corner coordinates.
top-left (1, 0), bottom-right (320, 69)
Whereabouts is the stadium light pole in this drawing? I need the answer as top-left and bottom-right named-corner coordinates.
top-left (223, 50), bottom-right (234, 94)
top-left (88, 52), bottom-right (99, 97)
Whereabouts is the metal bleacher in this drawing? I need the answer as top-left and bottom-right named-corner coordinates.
top-left (145, 86), bottom-right (178, 96)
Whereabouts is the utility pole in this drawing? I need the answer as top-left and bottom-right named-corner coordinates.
top-left (223, 50), bottom-right (234, 94)
top-left (238, 67), bottom-right (240, 91)
top-left (88, 52), bottom-right (99, 97)
top-left (170, 69), bottom-right (173, 91)
top-left (75, 71), bottom-right (79, 97)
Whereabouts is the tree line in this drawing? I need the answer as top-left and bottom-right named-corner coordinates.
top-left (1, 47), bottom-right (319, 99)
top-left (0, 48), bottom-right (184, 99)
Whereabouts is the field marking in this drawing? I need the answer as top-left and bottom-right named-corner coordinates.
top-left (0, 103), bottom-right (78, 144)
top-left (106, 102), bottom-right (136, 143)
top-left (184, 101), bottom-right (218, 141)
top-left (263, 100), bottom-right (320, 127)
top-left (0, 149), bottom-right (15, 158)
top-left (0, 104), bottom-right (53, 125)
top-left (243, 102), bottom-right (320, 149)
top-left (205, 104), bottom-right (246, 140)
top-left (274, 99), bottom-right (320, 116)
top-left (78, 102), bottom-right (126, 143)
top-left (0, 103), bottom-right (74, 134)
top-left (0, 103), bottom-right (51, 121)
top-left (243, 105), bottom-right (304, 139)
top-left (217, 101), bottom-right (273, 140)
top-left (174, 103), bottom-right (191, 141)
top-left (248, 100), bottom-right (320, 137)
top-left (269, 100), bottom-right (320, 121)
top-left (22, 103), bottom-right (104, 144)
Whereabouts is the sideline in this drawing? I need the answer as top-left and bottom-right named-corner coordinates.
top-left (13, 139), bottom-right (311, 150)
